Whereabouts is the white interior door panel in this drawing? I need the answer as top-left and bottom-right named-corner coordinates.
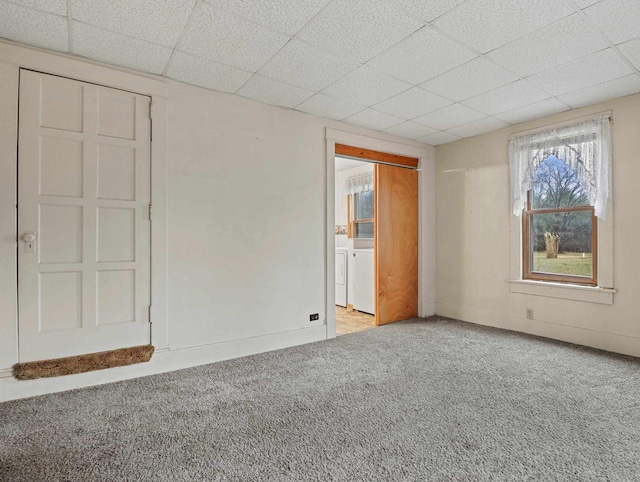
top-left (17, 70), bottom-right (151, 362)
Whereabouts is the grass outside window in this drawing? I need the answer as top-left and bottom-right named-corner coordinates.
top-left (523, 156), bottom-right (597, 286)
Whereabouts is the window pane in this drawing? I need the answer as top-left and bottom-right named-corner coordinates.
top-left (532, 155), bottom-right (590, 209)
top-left (530, 211), bottom-right (593, 278)
top-left (356, 191), bottom-right (374, 220)
top-left (355, 222), bottom-right (374, 239)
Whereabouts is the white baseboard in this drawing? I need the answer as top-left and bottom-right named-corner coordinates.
top-left (0, 325), bottom-right (327, 403)
top-left (326, 313), bottom-right (337, 339)
top-left (0, 368), bottom-right (12, 379)
top-left (421, 302), bottom-right (437, 317)
top-left (436, 303), bottom-right (640, 358)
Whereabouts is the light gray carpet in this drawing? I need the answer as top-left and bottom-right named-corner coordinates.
top-left (1, 317), bottom-right (639, 481)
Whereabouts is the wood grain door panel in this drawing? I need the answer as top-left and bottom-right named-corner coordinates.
top-left (374, 164), bottom-right (418, 325)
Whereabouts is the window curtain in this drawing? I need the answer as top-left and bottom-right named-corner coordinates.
top-left (346, 172), bottom-right (374, 195)
top-left (509, 114), bottom-right (611, 219)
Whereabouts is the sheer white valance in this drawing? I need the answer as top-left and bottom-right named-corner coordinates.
top-left (346, 172), bottom-right (374, 195)
top-left (509, 114), bottom-right (611, 219)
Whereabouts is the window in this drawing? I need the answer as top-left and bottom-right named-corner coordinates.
top-left (353, 190), bottom-right (374, 239)
top-left (508, 114), bottom-right (613, 301)
top-left (523, 156), bottom-right (597, 285)
top-left (346, 170), bottom-right (375, 239)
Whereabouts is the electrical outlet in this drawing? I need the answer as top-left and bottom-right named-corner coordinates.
top-left (526, 308), bottom-right (534, 320)
top-left (309, 313), bottom-right (319, 321)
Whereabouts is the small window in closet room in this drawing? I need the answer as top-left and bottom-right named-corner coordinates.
top-left (353, 189), bottom-right (374, 238)
top-left (509, 114), bottom-right (611, 288)
top-left (347, 171), bottom-right (375, 239)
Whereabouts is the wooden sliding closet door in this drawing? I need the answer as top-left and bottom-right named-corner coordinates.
top-left (374, 164), bottom-right (418, 325)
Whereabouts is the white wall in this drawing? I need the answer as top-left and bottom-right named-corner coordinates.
top-left (166, 80), bottom-right (331, 348)
top-left (0, 41), bottom-right (435, 392)
top-left (435, 93), bottom-right (640, 357)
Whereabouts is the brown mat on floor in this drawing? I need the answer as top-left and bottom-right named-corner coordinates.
top-left (13, 345), bottom-right (155, 380)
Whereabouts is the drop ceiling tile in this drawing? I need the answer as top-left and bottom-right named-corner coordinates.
top-left (447, 117), bottom-right (508, 138)
top-left (420, 58), bottom-right (518, 102)
top-left (323, 66), bottom-right (411, 107)
top-left (0, 2), bottom-right (68, 51)
top-left (487, 15), bottom-right (608, 77)
top-left (10, 0), bottom-right (66, 15)
top-left (384, 121), bottom-right (437, 140)
top-left (258, 40), bottom-right (358, 91)
top-left (413, 103), bottom-right (486, 130)
top-left (296, 0), bottom-right (423, 63)
top-left (373, 87), bottom-right (453, 119)
top-left (237, 75), bottom-right (314, 108)
top-left (558, 74), bottom-right (640, 108)
top-left (71, 0), bottom-right (196, 47)
top-left (462, 80), bottom-right (551, 115)
top-left (417, 131), bottom-right (461, 145)
top-left (392, 0), bottom-right (465, 22)
top-left (344, 109), bottom-right (404, 131)
top-left (433, 0), bottom-right (574, 53)
top-left (367, 27), bottom-right (477, 84)
top-left (73, 22), bottom-right (173, 74)
top-left (528, 49), bottom-right (633, 96)
top-left (165, 51), bottom-right (252, 93)
top-left (575, 0), bottom-right (600, 7)
top-left (495, 98), bottom-right (570, 125)
top-left (204, 0), bottom-right (330, 35)
top-left (617, 38), bottom-right (640, 71)
top-left (179, 3), bottom-right (290, 72)
top-left (584, 0), bottom-right (640, 45)
top-left (295, 93), bottom-right (365, 120)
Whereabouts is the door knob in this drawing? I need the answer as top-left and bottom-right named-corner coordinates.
top-left (23, 231), bottom-right (36, 254)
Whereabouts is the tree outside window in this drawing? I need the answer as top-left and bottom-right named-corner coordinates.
top-left (524, 155), bottom-right (597, 285)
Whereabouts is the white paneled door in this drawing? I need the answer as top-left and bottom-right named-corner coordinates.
top-left (18, 70), bottom-right (151, 362)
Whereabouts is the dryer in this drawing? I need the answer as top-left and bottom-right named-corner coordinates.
top-left (352, 248), bottom-right (375, 315)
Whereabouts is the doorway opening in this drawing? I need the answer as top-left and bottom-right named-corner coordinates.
top-left (335, 155), bottom-right (376, 335)
top-left (333, 144), bottom-right (419, 336)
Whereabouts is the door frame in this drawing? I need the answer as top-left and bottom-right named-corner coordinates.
top-left (0, 40), bottom-right (169, 374)
top-left (325, 128), bottom-right (436, 338)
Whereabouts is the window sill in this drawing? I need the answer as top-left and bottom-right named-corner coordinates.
top-left (509, 279), bottom-right (616, 305)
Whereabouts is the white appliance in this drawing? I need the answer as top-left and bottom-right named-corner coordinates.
top-left (353, 248), bottom-right (375, 315)
top-left (335, 247), bottom-right (348, 307)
